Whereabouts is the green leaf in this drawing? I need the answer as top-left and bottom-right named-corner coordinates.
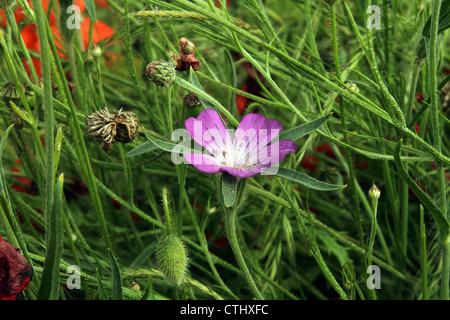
top-left (109, 249), bottom-right (123, 300)
top-left (422, 0), bottom-right (450, 36)
top-left (126, 141), bottom-right (158, 158)
top-left (83, 0), bottom-right (97, 21)
top-left (315, 229), bottom-right (351, 267)
top-left (222, 173), bottom-right (238, 207)
top-left (95, 268), bottom-right (109, 300)
top-left (393, 140), bottom-right (449, 235)
top-left (278, 113), bottom-right (332, 141)
top-left (37, 174), bottom-right (65, 300)
top-left (275, 167), bottom-right (347, 191)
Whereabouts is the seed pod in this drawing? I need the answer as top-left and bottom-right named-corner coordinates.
top-left (0, 0), bottom-right (15, 9)
top-left (183, 93), bottom-right (200, 107)
top-left (146, 61), bottom-right (176, 87)
top-left (155, 235), bottom-right (189, 287)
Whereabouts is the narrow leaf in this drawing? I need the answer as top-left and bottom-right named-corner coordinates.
top-left (393, 140), bottom-right (449, 234)
top-left (109, 249), bottom-right (123, 300)
top-left (83, 0), bottom-right (97, 21)
top-left (279, 113), bottom-right (331, 141)
top-left (95, 268), bottom-right (109, 300)
top-left (37, 174), bottom-right (65, 300)
top-left (275, 167), bottom-right (347, 191)
top-left (126, 141), bottom-right (158, 158)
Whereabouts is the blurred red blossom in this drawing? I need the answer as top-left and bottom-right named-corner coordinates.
top-left (0, 236), bottom-right (33, 300)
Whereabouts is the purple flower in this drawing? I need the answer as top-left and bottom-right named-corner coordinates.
top-left (183, 109), bottom-right (297, 178)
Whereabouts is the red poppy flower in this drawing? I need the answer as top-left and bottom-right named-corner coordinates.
top-left (80, 17), bottom-right (114, 50)
top-left (301, 155), bottom-right (319, 171)
top-left (0, 236), bottom-right (33, 300)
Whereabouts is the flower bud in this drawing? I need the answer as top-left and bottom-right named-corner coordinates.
top-left (91, 44), bottom-right (103, 58)
top-left (345, 82), bottom-right (360, 94)
top-left (146, 61), bottom-right (176, 87)
top-left (130, 281), bottom-right (141, 293)
top-left (155, 235), bottom-right (189, 286)
top-left (368, 184), bottom-right (380, 201)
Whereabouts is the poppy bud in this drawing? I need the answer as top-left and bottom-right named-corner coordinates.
top-left (146, 61), bottom-right (176, 87)
top-left (0, 0), bottom-right (15, 9)
top-left (155, 234), bottom-right (189, 287)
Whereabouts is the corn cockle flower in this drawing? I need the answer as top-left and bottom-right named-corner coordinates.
top-left (182, 109), bottom-right (297, 178)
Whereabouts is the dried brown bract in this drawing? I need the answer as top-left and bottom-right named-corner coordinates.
top-left (175, 37), bottom-right (201, 71)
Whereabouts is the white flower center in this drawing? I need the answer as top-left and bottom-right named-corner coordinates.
top-left (214, 140), bottom-right (257, 170)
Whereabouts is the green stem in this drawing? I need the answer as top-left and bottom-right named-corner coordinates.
top-left (330, 2), bottom-right (364, 251)
top-left (32, 0), bottom-right (54, 230)
top-left (428, 0), bottom-right (448, 299)
top-left (419, 205), bottom-right (428, 300)
top-left (223, 204), bottom-right (264, 300)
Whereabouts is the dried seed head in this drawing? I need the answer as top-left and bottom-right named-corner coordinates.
top-left (85, 107), bottom-right (140, 154)
top-left (146, 61), bottom-right (176, 87)
top-left (183, 93), bottom-right (201, 107)
top-left (0, 0), bottom-right (15, 9)
top-left (113, 109), bottom-right (140, 143)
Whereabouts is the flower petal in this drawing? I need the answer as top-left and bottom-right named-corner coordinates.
top-left (185, 109), bottom-right (231, 155)
top-left (220, 167), bottom-right (262, 178)
top-left (254, 140), bottom-right (298, 169)
top-left (233, 114), bottom-right (282, 164)
top-left (183, 152), bottom-right (222, 174)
